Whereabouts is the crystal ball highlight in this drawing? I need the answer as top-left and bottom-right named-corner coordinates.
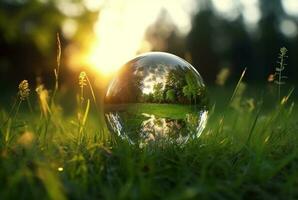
top-left (104, 52), bottom-right (208, 147)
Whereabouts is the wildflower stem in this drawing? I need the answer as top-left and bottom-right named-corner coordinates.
top-left (26, 97), bottom-right (33, 113)
top-left (78, 71), bottom-right (87, 147)
top-left (278, 54), bottom-right (283, 102)
top-left (13, 100), bottom-right (22, 123)
top-left (275, 47), bottom-right (288, 104)
top-left (2, 96), bottom-right (18, 127)
top-left (86, 75), bottom-right (98, 110)
top-left (246, 100), bottom-right (263, 145)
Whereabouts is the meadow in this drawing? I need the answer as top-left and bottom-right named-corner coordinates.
top-left (105, 103), bottom-right (200, 119)
top-left (0, 49), bottom-right (297, 199)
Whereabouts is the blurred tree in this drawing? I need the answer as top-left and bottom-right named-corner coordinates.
top-left (144, 10), bottom-right (186, 57)
top-left (187, 6), bottom-right (219, 82)
top-left (218, 17), bottom-right (253, 80)
top-left (0, 0), bottom-right (99, 87)
top-left (151, 0), bottom-right (298, 83)
top-left (257, 0), bottom-right (287, 80)
top-left (1, 0), bottom-right (298, 90)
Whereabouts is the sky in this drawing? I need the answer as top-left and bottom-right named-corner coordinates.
top-left (61, 0), bottom-right (298, 77)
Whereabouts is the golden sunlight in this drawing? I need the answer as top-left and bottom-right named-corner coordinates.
top-left (65, 0), bottom-right (298, 78)
top-left (80, 0), bottom-right (196, 77)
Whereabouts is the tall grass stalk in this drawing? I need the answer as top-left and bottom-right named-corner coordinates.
top-left (229, 67), bottom-right (247, 105)
top-left (38, 33), bottom-right (60, 146)
top-left (85, 75), bottom-right (98, 112)
top-left (35, 84), bottom-right (53, 144)
top-left (85, 74), bottom-right (107, 142)
top-left (51, 33), bottom-right (61, 106)
top-left (246, 100), bottom-right (263, 145)
top-left (26, 97), bottom-right (33, 113)
top-left (3, 80), bottom-right (30, 146)
top-left (77, 72), bottom-right (90, 146)
top-left (215, 68), bottom-right (247, 136)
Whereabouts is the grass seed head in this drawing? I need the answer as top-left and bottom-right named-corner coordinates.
top-left (18, 80), bottom-right (30, 100)
top-left (79, 71), bottom-right (87, 88)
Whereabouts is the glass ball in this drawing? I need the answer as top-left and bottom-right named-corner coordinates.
top-left (104, 52), bottom-right (208, 147)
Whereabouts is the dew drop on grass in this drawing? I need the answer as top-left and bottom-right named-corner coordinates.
top-left (104, 52), bottom-right (209, 147)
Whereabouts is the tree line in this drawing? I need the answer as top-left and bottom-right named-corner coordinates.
top-left (106, 66), bottom-right (208, 106)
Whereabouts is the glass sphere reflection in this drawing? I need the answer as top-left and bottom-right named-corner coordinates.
top-left (104, 52), bottom-right (208, 147)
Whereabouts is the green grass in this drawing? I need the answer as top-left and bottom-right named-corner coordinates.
top-left (0, 83), bottom-right (297, 199)
top-left (0, 43), bottom-right (297, 199)
top-left (105, 103), bottom-right (204, 119)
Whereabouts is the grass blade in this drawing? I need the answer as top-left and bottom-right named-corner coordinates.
top-left (229, 67), bottom-right (247, 105)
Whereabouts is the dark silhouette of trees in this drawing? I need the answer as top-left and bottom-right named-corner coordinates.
top-left (256, 0), bottom-right (287, 80)
top-left (0, 0), bottom-right (99, 87)
top-left (187, 8), bottom-right (219, 82)
top-left (1, 0), bottom-right (298, 90)
top-left (147, 0), bottom-right (298, 84)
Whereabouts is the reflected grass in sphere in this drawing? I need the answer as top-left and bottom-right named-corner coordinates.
top-left (104, 52), bottom-right (208, 147)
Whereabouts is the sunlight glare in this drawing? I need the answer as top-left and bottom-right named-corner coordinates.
top-left (82, 0), bottom-right (195, 77)
top-left (282, 0), bottom-right (298, 16)
top-left (240, 0), bottom-right (260, 26)
top-left (212, 0), bottom-right (239, 20)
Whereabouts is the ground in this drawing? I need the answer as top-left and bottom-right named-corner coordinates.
top-left (0, 86), bottom-right (297, 199)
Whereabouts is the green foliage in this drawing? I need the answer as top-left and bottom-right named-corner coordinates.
top-left (185, 71), bottom-right (200, 103)
top-left (141, 93), bottom-right (154, 103)
top-left (182, 85), bottom-right (192, 102)
top-left (166, 89), bottom-right (176, 102)
top-left (139, 68), bottom-right (206, 105)
top-left (153, 82), bottom-right (164, 103)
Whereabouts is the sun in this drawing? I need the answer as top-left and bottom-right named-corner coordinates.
top-left (79, 0), bottom-right (195, 77)
top-left (82, 0), bottom-right (160, 77)
top-left (85, 40), bottom-right (130, 77)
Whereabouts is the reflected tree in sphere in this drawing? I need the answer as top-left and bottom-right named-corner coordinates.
top-left (104, 52), bottom-right (209, 147)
